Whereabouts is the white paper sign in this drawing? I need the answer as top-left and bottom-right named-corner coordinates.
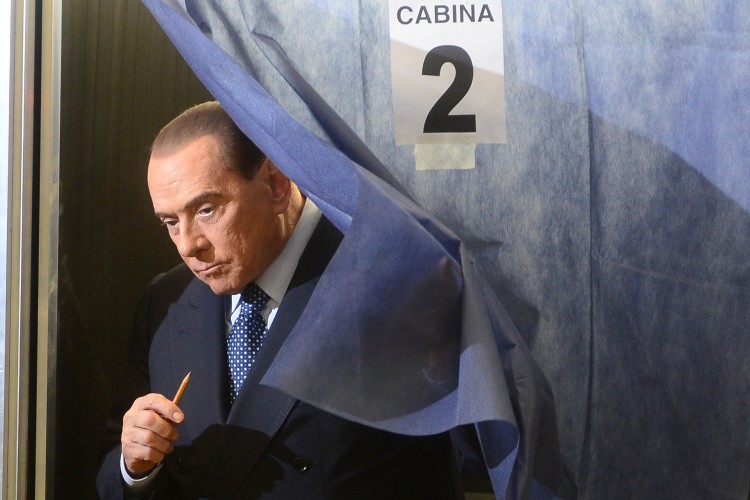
top-left (389, 1), bottom-right (506, 145)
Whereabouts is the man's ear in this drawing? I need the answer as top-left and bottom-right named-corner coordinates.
top-left (264, 159), bottom-right (292, 212)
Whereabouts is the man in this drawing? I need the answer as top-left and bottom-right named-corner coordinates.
top-left (97, 101), bottom-right (465, 499)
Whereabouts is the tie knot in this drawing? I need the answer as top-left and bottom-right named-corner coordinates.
top-left (240, 283), bottom-right (270, 312)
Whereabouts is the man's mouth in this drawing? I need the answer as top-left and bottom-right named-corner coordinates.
top-left (196, 264), bottom-right (220, 275)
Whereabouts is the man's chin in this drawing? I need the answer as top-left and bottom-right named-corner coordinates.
top-left (195, 274), bottom-right (241, 296)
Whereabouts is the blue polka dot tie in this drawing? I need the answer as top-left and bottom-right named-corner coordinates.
top-left (227, 283), bottom-right (270, 404)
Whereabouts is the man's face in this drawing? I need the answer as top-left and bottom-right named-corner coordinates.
top-left (147, 134), bottom-right (288, 295)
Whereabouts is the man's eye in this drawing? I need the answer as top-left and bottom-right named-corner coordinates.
top-left (197, 206), bottom-right (215, 217)
top-left (162, 219), bottom-right (178, 227)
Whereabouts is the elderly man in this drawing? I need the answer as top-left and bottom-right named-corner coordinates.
top-left (97, 101), bottom-right (465, 499)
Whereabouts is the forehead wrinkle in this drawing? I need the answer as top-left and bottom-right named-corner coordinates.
top-left (149, 136), bottom-right (228, 216)
top-left (153, 191), bottom-right (224, 219)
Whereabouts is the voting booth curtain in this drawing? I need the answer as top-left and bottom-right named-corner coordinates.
top-left (141, 1), bottom-right (750, 499)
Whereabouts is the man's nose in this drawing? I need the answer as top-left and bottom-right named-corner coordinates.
top-left (176, 224), bottom-right (209, 258)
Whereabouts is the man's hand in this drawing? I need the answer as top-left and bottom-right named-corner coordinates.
top-left (121, 393), bottom-right (184, 476)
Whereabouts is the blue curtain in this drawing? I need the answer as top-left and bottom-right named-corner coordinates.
top-left (142, 1), bottom-right (750, 499)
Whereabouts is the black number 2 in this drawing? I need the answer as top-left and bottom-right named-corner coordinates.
top-left (422, 45), bottom-right (476, 134)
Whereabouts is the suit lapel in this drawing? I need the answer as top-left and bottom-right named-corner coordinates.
top-left (167, 278), bottom-right (228, 438)
top-left (218, 216), bottom-right (343, 487)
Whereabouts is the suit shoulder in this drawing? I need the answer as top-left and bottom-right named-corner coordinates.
top-left (138, 263), bottom-right (211, 315)
top-left (147, 262), bottom-right (196, 293)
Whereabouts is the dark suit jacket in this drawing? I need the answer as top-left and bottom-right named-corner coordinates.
top-left (97, 217), bottom-right (464, 499)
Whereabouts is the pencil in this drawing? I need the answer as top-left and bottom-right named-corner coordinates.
top-left (172, 372), bottom-right (191, 404)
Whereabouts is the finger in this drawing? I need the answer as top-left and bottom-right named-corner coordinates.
top-left (121, 425), bottom-right (178, 474)
top-left (124, 408), bottom-right (181, 441)
top-left (131, 393), bottom-right (184, 423)
top-left (122, 421), bottom-right (179, 452)
top-left (121, 438), bottom-right (169, 475)
top-left (122, 436), bottom-right (171, 463)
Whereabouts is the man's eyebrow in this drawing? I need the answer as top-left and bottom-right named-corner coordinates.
top-left (153, 192), bottom-right (222, 219)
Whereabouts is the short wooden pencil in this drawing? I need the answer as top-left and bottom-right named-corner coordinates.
top-left (172, 372), bottom-right (191, 404)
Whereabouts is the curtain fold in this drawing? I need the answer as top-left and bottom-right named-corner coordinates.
top-left (141, 1), bottom-right (750, 498)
